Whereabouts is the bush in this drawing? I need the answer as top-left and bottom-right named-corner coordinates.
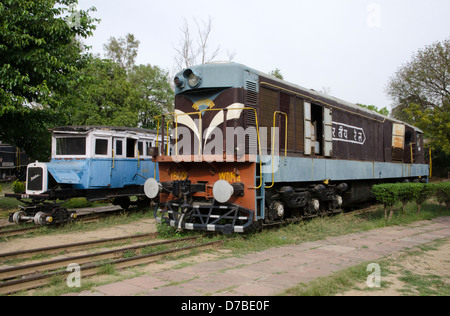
top-left (434, 182), bottom-right (450, 209)
top-left (372, 182), bottom-right (437, 220)
top-left (409, 183), bottom-right (434, 214)
top-left (394, 183), bottom-right (414, 216)
top-left (372, 184), bottom-right (398, 221)
top-left (12, 180), bottom-right (26, 194)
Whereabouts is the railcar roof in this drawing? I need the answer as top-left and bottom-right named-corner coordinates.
top-left (51, 126), bottom-right (158, 135)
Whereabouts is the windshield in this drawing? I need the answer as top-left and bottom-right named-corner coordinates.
top-left (56, 137), bottom-right (86, 156)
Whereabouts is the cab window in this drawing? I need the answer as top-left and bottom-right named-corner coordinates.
top-left (95, 139), bottom-right (109, 156)
top-left (56, 137), bottom-right (86, 156)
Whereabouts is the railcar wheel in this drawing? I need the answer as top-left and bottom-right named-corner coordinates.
top-left (114, 197), bottom-right (131, 210)
top-left (34, 212), bottom-right (47, 226)
top-left (12, 211), bottom-right (26, 224)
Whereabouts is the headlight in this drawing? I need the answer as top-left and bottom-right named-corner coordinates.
top-left (183, 69), bottom-right (202, 88)
top-left (188, 73), bottom-right (201, 87)
top-left (174, 76), bottom-right (184, 88)
top-left (213, 180), bottom-right (234, 204)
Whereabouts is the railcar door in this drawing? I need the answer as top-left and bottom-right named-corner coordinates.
top-left (136, 140), bottom-right (155, 185)
top-left (90, 137), bottom-right (113, 188)
top-left (123, 137), bottom-right (139, 186)
top-left (110, 137), bottom-right (126, 188)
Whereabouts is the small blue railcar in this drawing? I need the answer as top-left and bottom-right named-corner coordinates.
top-left (8, 126), bottom-right (160, 225)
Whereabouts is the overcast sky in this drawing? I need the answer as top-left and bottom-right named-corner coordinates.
top-left (77, 0), bottom-right (450, 110)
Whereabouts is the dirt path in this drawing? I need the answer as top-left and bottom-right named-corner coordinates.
top-left (339, 239), bottom-right (450, 296)
top-left (72, 217), bottom-right (450, 296)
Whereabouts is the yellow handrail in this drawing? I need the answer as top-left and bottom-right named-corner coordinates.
top-left (157, 107), bottom-right (264, 190)
top-left (266, 111), bottom-right (288, 189)
top-left (429, 148), bottom-right (432, 178)
top-left (174, 111), bottom-right (203, 156)
top-left (137, 150), bottom-right (140, 168)
top-left (154, 112), bottom-right (176, 155)
top-left (166, 120), bottom-right (173, 156)
top-left (197, 107), bottom-right (263, 190)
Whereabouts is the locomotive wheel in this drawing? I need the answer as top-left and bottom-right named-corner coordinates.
top-left (13, 211), bottom-right (26, 224)
top-left (34, 212), bottom-right (48, 226)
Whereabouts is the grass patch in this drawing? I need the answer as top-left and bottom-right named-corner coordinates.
top-left (398, 271), bottom-right (450, 296)
top-left (281, 238), bottom-right (450, 296)
top-left (220, 202), bottom-right (450, 256)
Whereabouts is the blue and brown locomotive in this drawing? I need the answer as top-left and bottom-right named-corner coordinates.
top-left (145, 62), bottom-right (429, 234)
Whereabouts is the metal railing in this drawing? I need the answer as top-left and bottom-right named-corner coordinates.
top-left (154, 107), bottom-right (264, 189)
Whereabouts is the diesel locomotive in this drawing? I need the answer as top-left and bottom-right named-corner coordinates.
top-left (6, 126), bottom-right (160, 225)
top-left (145, 62), bottom-right (429, 234)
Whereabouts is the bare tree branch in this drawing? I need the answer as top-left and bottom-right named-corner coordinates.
top-left (173, 17), bottom-right (226, 71)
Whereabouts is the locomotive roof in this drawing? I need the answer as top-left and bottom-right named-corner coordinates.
top-left (256, 67), bottom-right (424, 133)
top-left (51, 126), bottom-right (158, 135)
top-left (177, 62), bottom-right (423, 133)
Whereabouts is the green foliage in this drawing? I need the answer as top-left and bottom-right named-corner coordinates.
top-left (372, 182), bottom-right (450, 218)
top-left (0, 0), bottom-right (99, 160)
top-left (55, 57), bottom-right (174, 129)
top-left (393, 183), bottom-right (414, 215)
top-left (388, 38), bottom-right (450, 154)
top-left (12, 180), bottom-right (25, 194)
top-left (269, 68), bottom-right (284, 80)
top-left (357, 104), bottom-right (390, 116)
top-left (372, 184), bottom-right (398, 220)
top-left (55, 58), bottom-right (140, 127)
top-left (434, 182), bottom-right (450, 208)
top-left (129, 64), bottom-right (174, 129)
top-left (104, 33), bottom-right (140, 71)
top-left (409, 183), bottom-right (435, 213)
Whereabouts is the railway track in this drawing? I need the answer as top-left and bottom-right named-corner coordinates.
top-left (0, 226), bottom-right (40, 238)
top-left (0, 233), bottom-right (223, 295)
top-left (0, 205), bottom-right (137, 238)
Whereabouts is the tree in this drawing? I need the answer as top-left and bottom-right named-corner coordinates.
top-left (56, 57), bottom-right (141, 127)
top-left (357, 104), bottom-right (390, 116)
top-left (269, 69), bottom-right (284, 80)
top-left (104, 33), bottom-right (140, 71)
top-left (56, 55), bottom-right (174, 130)
top-left (174, 17), bottom-right (222, 70)
top-left (0, 0), bottom-right (98, 160)
top-left (129, 64), bottom-right (174, 129)
top-left (387, 39), bottom-right (450, 154)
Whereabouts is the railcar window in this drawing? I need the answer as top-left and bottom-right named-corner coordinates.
top-left (56, 138), bottom-right (86, 156)
top-left (405, 131), bottom-right (413, 145)
top-left (127, 138), bottom-right (137, 158)
top-left (95, 139), bottom-right (108, 156)
top-left (146, 141), bottom-right (153, 156)
top-left (138, 141), bottom-right (144, 157)
top-left (115, 140), bottom-right (123, 156)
